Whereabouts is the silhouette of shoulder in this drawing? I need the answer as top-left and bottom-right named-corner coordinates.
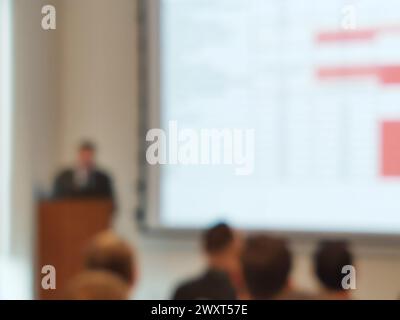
top-left (172, 269), bottom-right (236, 300)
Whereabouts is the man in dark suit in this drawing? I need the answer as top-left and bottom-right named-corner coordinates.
top-left (53, 141), bottom-right (114, 203)
top-left (172, 223), bottom-right (245, 300)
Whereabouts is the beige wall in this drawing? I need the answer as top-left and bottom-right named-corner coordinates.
top-left (11, 0), bottom-right (60, 298)
top-left (57, 0), bottom-right (138, 239)
top-left (11, 0), bottom-right (400, 299)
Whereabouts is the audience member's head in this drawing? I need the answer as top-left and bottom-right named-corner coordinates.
top-left (314, 240), bottom-right (353, 299)
top-left (84, 231), bottom-right (136, 289)
top-left (64, 271), bottom-right (129, 300)
top-left (77, 140), bottom-right (96, 169)
top-left (202, 223), bottom-right (243, 271)
top-left (241, 235), bottom-right (292, 300)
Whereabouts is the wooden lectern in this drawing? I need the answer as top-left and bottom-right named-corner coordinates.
top-left (37, 199), bottom-right (113, 300)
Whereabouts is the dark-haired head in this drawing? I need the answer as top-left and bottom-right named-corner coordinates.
top-left (314, 240), bottom-right (353, 292)
top-left (77, 140), bottom-right (96, 169)
top-left (202, 223), bottom-right (235, 255)
top-left (202, 222), bottom-right (243, 273)
top-left (79, 140), bottom-right (96, 152)
top-left (241, 235), bottom-right (292, 299)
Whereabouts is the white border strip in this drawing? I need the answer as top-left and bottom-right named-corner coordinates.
top-left (0, 0), bottom-right (14, 256)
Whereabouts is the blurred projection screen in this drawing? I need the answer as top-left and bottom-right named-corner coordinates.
top-left (143, 0), bottom-right (400, 235)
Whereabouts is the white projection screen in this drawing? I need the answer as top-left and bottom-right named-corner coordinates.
top-left (140, 0), bottom-right (400, 236)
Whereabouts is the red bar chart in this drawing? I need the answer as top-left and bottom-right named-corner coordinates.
top-left (159, 0), bottom-right (400, 232)
top-left (381, 121), bottom-right (400, 177)
top-left (317, 65), bottom-right (400, 85)
top-left (315, 19), bottom-right (400, 179)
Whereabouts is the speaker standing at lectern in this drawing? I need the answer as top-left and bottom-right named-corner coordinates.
top-left (53, 141), bottom-right (115, 207)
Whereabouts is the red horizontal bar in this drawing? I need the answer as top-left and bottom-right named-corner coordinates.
top-left (317, 66), bottom-right (377, 78)
top-left (316, 25), bottom-right (400, 43)
top-left (317, 65), bottom-right (400, 85)
top-left (317, 29), bottom-right (376, 43)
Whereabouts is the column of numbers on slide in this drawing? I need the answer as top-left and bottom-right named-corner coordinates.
top-left (163, 0), bottom-right (400, 184)
top-left (249, 0), bottom-right (400, 183)
top-left (159, 0), bottom-right (400, 229)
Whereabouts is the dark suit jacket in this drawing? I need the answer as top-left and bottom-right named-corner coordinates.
top-left (172, 269), bottom-right (237, 300)
top-left (53, 168), bottom-right (114, 203)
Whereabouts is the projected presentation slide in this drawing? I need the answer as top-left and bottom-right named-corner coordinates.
top-left (153, 0), bottom-right (400, 234)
